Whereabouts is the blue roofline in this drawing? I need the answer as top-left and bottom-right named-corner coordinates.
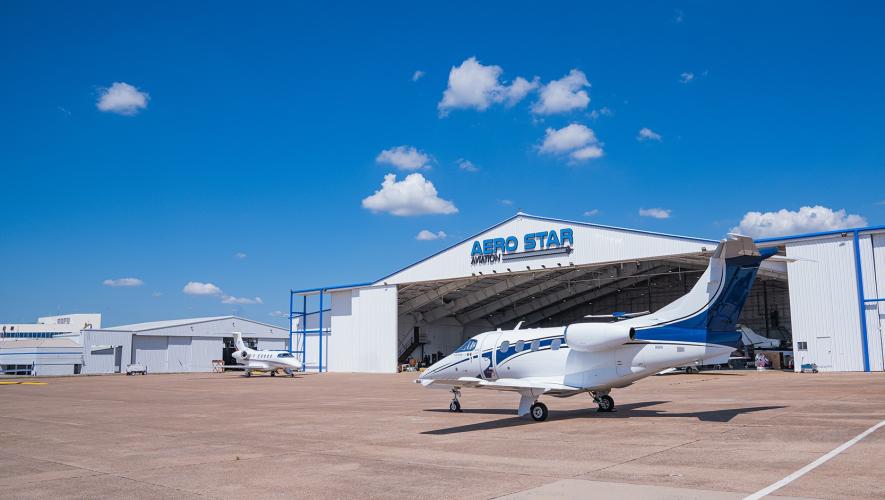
top-left (755, 224), bottom-right (885, 244)
top-left (372, 212), bottom-right (718, 285)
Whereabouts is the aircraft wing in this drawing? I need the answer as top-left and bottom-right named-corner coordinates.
top-left (457, 377), bottom-right (579, 393)
top-left (418, 376), bottom-right (580, 395)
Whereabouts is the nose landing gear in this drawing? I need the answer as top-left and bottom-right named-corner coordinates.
top-left (449, 387), bottom-right (462, 412)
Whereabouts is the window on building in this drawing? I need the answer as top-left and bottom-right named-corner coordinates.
top-left (797, 342), bottom-right (808, 350)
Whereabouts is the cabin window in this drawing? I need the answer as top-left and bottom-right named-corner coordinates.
top-left (499, 340), bottom-right (510, 354)
top-left (531, 339), bottom-right (540, 351)
top-left (515, 340), bottom-right (524, 352)
top-left (551, 338), bottom-right (561, 351)
top-left (277, 353), bottom-right (294, 358)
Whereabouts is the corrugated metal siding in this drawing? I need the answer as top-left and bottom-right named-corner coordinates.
top-left (167, 336), bottom-right (191, 372)
top-left (82, 330), bottom-right (132, 374)
top-left (191, 337), bottom-right (222, 371)
top-left (869, 234), bottom-right (885, 370)
top-left (380, 215), bottom-right (711, 285)
top-left (133, 335), bottom-right (169, 372)
top-left (786, 236), bottom-right (864, 371)
top-left (328, 285), bottom-right (398, 373)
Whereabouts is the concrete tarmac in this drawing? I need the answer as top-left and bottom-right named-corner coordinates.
top-left (1, 370), bottom-right (883, 499)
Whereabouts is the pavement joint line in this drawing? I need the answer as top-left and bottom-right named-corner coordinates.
top-left (744, 419), bottom-right (885, 500)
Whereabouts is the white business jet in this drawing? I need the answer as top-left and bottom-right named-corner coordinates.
top-left (231, 332), bottom-right (301, 377)
top-left (417, 234), bottom-right (775, 421)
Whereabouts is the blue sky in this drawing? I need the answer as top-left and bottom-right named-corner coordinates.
top-left (1, 1), bottom-right (883, 326)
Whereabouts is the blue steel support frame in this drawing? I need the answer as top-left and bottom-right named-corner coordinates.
top-left (852, 230), bottom-right (871, 372)
top-left (289, 283), bottom-right (369, 373)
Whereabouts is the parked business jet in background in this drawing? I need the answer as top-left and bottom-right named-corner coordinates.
top-left (417, 234), bottom-right (776, 421)
top-left (232, 332), bottom-right (301, 377)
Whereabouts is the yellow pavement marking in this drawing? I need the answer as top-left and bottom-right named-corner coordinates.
top-left (0, 381), bottom-right (48, 385)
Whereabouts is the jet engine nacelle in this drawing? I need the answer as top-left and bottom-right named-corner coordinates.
top-left (565, 322), bottom-right (635, 352)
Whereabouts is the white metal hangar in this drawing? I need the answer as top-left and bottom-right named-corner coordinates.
top-left (291, 213), bottom-right (805, 374)
top-left (82, 316), bottom-right (289, 374)
top-left (756, 226), bottom-right (885, 372)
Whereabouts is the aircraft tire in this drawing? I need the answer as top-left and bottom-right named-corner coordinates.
top-left (449, 401), bottom-right (461, 412)
top-left (245, 371), bottom-right (251, 377)
top-left (270, 370), bottom-right (276, 377)
top-left (597, 395), bottom-right (614, 412)
top-left (530, 402), bottom-right (548, 422)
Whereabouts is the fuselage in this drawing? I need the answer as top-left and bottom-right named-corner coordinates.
top-left (419, 325), bottom-right (733, 392)
top-left (232, 348), bottom-right (301, 372)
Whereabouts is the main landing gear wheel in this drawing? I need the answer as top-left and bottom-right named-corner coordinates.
top-left (597, 395), bottom-right (615, 412)
top-left (245, 370), bottom-right (252, 377)
top-left (530, 402), bottom-right (548, 422)
top-left (449, 400), bottom-right (461, 412)
top-left (270, 370), bottom-right (276, 377)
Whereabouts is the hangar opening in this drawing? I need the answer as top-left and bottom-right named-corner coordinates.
top-left (394, 255), bottom-right (792, 370)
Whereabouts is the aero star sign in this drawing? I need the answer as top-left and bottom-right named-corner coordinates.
top-left (470, 228), bottom-right (574, 265)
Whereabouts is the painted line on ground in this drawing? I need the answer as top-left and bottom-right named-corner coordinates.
top-left (0, 381), bottom-right (48, 385)
top-left (744, 419), bottom-right (885, 499)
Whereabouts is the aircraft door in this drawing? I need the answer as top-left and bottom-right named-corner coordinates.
top-left (478, 331), bottom-right (502, 379)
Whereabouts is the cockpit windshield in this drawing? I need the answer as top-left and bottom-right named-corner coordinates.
top-left (454, 339), bottom-right (477, 353)
top-left (276, 352), bottom-right (295, 358)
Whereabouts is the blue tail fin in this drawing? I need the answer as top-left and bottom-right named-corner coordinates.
top-left (630, 235), bottom-right (776, 347)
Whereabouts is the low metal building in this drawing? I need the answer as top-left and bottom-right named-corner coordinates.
top-left (0, 338), bottom-right (84, 376)
top-left (83, 316), bottom-right (288, 374)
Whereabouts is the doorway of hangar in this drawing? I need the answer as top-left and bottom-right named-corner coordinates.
top-left (395, 256), bottom-right (793, 368)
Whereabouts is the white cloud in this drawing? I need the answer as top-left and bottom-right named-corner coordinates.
top-left (498, 199), bottom-right (514, 206)
top-left (675, 9), bottom-right (684, 23)
top-left (437, 57), bottom-right (538, 115)
top-left (532, 69), bottom-right (591, 115)
top-left (234, 252), bottom-right (247, 260)
top-left (679, 72), bottom-right (695, 83)
top-left (376, 146), bottom-right (432, 171)
top-left (362, 173), bottom-right (458, 216)
top-left (570, 146), bottom-right (604, 160)
top-left (182, 281), bottom-right (223, 296)
top-left (731, 206), bottom-right (867, 238)
top-left (538, 123), bottom-right (604, 162)
top-left (416, 230), bottom-right (447, 241)
top-left (103, 277), bottom-right (143, 287)
top-left (96, 82), bottom-right (149, 115)
top-left (151, 292), bottom-right (163, 297)
top-left (637, 127), bottom-right (662, 142)
top-left (456, 158), bottom-right (479, 172)
top-left (589, 107), bottom-right (612, 120)
top-left (412, 70), bottom-right (425, 82)
top-left (584, 209), bottom-right (600, 217)
top-left (639, 208), bottom-right (671, 219)
top-left (269, 310), bottom-right (287, 318)
top-left (221, 295), bottom-right (263, 305)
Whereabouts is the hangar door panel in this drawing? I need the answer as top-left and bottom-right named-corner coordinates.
top-left (167, 337), bottom-right (192, 372)
top-left (133, 336), bottom-right (168, 373)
